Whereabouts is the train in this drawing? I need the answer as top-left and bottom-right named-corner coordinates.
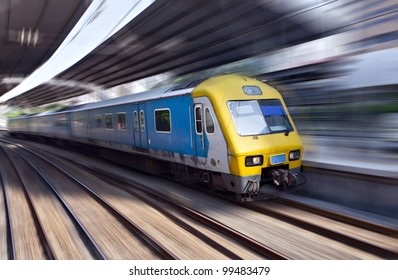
top-left (8, 74), bottom-right (306, 201)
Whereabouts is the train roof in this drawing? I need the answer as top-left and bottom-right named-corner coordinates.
top-left (71, 78), bottom-right (208, 112)
top-left (71, 84), bottom-right (197, 113)
top-left (9, 83), bottom-right (198, 120)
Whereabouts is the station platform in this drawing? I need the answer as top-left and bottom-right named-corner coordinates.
top-left (299, 135), bottom-right (398, 220)
top-left (302, 136), bottom-right (398, 179)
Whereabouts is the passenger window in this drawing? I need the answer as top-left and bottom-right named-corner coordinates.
top-left (205, 108), bottom-right (215, 134)
top-left (117, 113), bottom-right (127, 130)
top-left (95, 115), bottom-right (102, 128)
top-left (133, 111), bottom-right (138, 132)
top-left (195, 105), bottom-right (203, 134)
top-left (56, 118), bottom-right (68, 127)
top-left (140, 110), bottom-right (145, 132)
top-left (155, 109), bottom-right (171, 132)
top-left (73, 117), bottom-right (84, 128)
top-left (105, 114), bottom-right (113, 129)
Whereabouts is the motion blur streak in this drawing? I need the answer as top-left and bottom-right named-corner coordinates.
top-left (195, 0), bottom-right (398, 177)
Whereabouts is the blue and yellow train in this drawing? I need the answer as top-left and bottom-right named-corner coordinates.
top-left (8, 75), bottom-right (306, 201)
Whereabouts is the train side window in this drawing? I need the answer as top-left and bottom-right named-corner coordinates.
top-left (95, 115), bottom-right (102, 128)
top-left (80, 117), bottom-right (86, 128)
top-left (155, 109), bottom-right (171, 133)
top-left (194, 105), bottom-right (203, 134)
top-left (105, 114), bottom-right (113, 129)
top-left (205, 107), bottom-right (215, 134)
top-left (56, 118), bottom-right (68, 127)
top-left (117, 112), bottom-right (127, 130)
top-left (133, 111), bottom-right (138, 132)
top-left (140, 110), bottom-right (145, 132)
top-left (73, 116), bottom-right (84, 127)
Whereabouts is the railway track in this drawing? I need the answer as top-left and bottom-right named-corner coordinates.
top-left (85, 168), bottom-right (288, 260)
top-left (1, 136), bottom-right (397, 259)
top-left (0, 139), bottom-right (166, 259)
top-left (0, 163), bottom-right (8, 259)
top-left (70, 161), bottom-right (396, 259)
top-left (1, 146), bottom-right (56, 260)
top-left (0, 138), bottom-right (278, 259)
top-left (246, 200), bottom-right (398, 259)
top-left (277, 198), bottom-right (398, 237)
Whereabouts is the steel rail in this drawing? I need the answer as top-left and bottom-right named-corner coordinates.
top-left (245, 202), bottom-right (398, 260)
top-left (77, 163), bottom-right (289, 260)
top-left (278, 198), bottom-right (398, 238)
top-left (3, 139), bottom-right (177, 260)
top-left (0, 146), bottom-right (15, 260)
top-left (0, 139), bottom-right (106, 260)
top-left (2, 145), bottom-right (56, 259)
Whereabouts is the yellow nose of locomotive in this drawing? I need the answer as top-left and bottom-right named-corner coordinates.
top-left (229, 132), bottom-right (303, 178)
top-left (207, 75), bottom-right (304, 176)
top-left (193, 74), bottom-right (305, 199)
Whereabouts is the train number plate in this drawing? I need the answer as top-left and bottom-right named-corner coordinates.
top-left (270, 154), bottom-right (286, 165)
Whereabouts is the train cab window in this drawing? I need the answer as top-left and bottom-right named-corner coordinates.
top-left (140, 110), bottom-right (145, 132)
top-left (227, 101), bottom-right (268, 136)
top-left (194, 105), bottom-right (203, 134)
top-left (133, 111), bottom-right (138, 132)
top-left (155, 109), bottom-right (171, 133)
top-left (117, 113), bottom-right (127, 130)
top-left (95, 115), bottom-right (102, 128)
top-left (105, 114), bottom-right (113, 129)
top-left (258, 99), bottom-right (293, 133)
top-left (227, 99), bottom-right (292, 136)
top-left (205, 107), bottom-right (215, 134)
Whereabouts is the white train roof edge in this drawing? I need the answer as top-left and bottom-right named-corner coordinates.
top-left (70, 86), bottom-right (196, 113)
top-left (10, 85), bottom-right (196, 119)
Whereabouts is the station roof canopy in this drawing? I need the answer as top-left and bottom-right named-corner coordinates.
top-left (0, 0), bottom-right (92, 106)
top-left (2, 0), bottom-right (393, 107)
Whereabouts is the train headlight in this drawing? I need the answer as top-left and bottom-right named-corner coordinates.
top-left (245, 155), bottom-right (263, 167)
top-left (289, 150), bottom-right (300, 161)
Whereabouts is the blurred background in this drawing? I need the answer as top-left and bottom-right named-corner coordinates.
top-left (3, 1), bottom-right (397, 152)
top-left (1, 0), bottom-right (398, 216)
top-left (1, 0), bottom-right (398, 262)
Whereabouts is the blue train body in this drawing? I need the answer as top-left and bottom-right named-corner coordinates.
top-left (8, 75), bottom-right (306, 201)
top-left (66, 88), bottom-right (206, 158)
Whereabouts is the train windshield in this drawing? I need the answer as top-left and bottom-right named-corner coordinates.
top-left (227, 99), bottom-right (293, 136)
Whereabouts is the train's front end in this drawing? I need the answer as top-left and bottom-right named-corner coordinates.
top-left (194, 75), bottom-right (306, 201)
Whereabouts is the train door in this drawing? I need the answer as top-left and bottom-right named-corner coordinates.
top-left (193, 104), bottom-right (207, 158)
top-left (132, 103), bottom-right (148, 149)
top-left (139, 103), bottom-right (148, 149)
top-left (88, 111), bottom-right (94, 142)
top-left (133, 106), bottom-right (140, 147)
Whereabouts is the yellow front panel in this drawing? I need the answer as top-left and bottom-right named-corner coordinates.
top-left (230, 152), bottom-right (303, 177)
top-left (193, 74), bottom-right (303, 177)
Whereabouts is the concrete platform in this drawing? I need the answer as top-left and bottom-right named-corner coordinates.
top-left (299, 136), bottom-right (398, 219)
